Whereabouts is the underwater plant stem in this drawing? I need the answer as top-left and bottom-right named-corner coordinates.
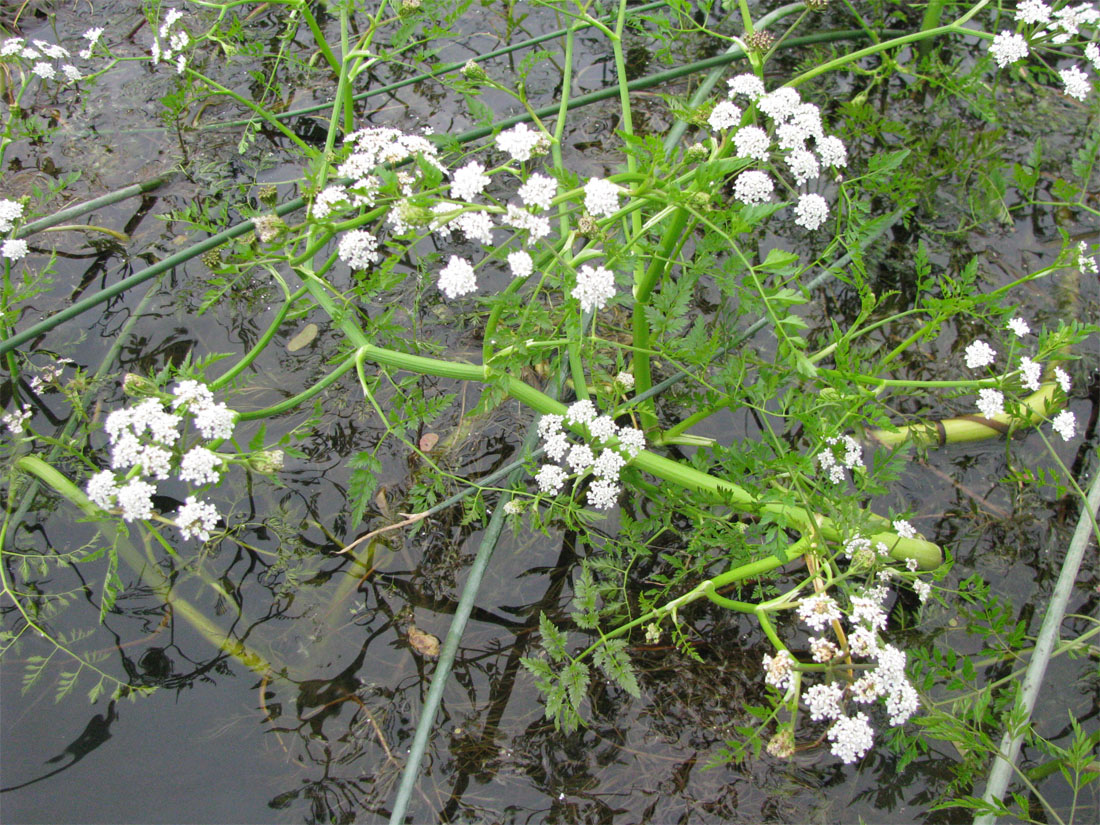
top-left (236, 348), bottom-right (359, 420)
top-left (211, 284), bottom-right (310, 392)
top-left (386, 364), bottom-right (565, 825)
top-left (184, 68), bottom-right (320, 159)
top-left (14, 456), bottom-right (279, 675)
top-left (789, 1), bottom-right (991, 88)
top-left (976, 468), bottom-right (1100, 824)
top-left (16, 173), bottom-right (176, 238)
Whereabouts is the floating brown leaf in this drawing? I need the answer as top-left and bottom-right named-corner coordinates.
top-left (407, 625), bottom-right (440, 658)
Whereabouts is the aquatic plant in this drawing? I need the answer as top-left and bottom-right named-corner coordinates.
top-left (1, 1), bottom-right (1097, 821)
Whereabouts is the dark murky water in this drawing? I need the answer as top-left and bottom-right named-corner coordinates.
top-left (2, 3), bottom-right (1098, 823)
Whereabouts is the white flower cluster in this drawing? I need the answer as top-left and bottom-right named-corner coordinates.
top-left (0, 198), bottom-right (24, 233)
top-left (0, 34), bottom-right (89, 83)
top-left (2, 405), bottom-right (32, 435)
top-left (533, 401), bottom-right (645, 510)
top-left (572, 264), bottom-right (616, 313)
top-left (964, 319), bottom-right (1076, 440)
top-left (84, 381), bottom-right (240, 539)
top-left (770, 582), bottom-right (924, 763)
top-left (495, 122), bottom-right (549, 162)
top-left (816, 434), bottom-right (862, 484)
top-left (151, 8), bottom-right (190, 74)
top-left (989, 2), bottom-right (1100, 100)
top-left (583, 177), bottom-right (622, 218)
top-left (713, 75), bottom-right (847, 229)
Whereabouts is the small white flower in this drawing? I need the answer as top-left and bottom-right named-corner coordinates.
top-left (913, 579), bottom-right (931, 603)
top-left (32, 62), bottom-right (56, 80)
top-left (502, 203), bottom-right (551, 243)
top-left (139, 444), bottom-right (173, 480)
top-left (565, 400), bottom-right (597, 426)
top-left (885, 679), bottom-right (920, 726)
top-left (537, 414), bottom-right (564, 440)
top-left (503, 499), bottom-right (525, 515)
top-left (454, 210), bottom-right (494, 245)
top-left (117, 479), bottom-right (156, 522)
top-left (1087, 43), bottom-right (1100, 73)
top-left (337, 229), bottom-right (380, 269)
top-left (176, 496), bottom-right (219, 541)
top-left (809, 636), bottom-right (839, 662)
top-left (849, 593), bottom-right (888, 632)
top-left (583, 177), bottom-right (622, 219)
top-left (616, 425), bottom-right (645, 457)
top-left (586, 478), bottom-right (620, 510)
top-left (757, 87), bottom-right (801, 122)
top-left (976, 388), bottom-right (1005, 419)
top-left (449, 160), bottom-right (491, 201)
top-left (964, 339), bottom-right (996, 369)
top-left (1007, 317), bottom-right (1030, 338)
top-left (797, 593), bottom-right (842, 632)
top-left (1054, 366), bottom-right (1071, 393)
top-left (591, 449), bottom-right (625, 480)
top-left (1015, 0), bottom-right (1051, 25)
top-left (587, 415), bottom-right (618, 443)
top-left (86, 470), bottom-right (119, 510)
top-left (507, 249), bottom-right (533, 278)
top-left (804, 681), bottom-right (844, 722)
top-left (762, 649), bottom-right (795, 691)
top-left (566, 443), bottom-right (595, 473)
top-left (0, 199), bottom-right (25, 233)
top-left (614, 371), bottom-right (635, 390)
top-left (793, 193), bottom-right (829, 230)
top-left (517, 173), bottom-right (557, 210)
top-left (708, 100), bottom-right (742, 131)
top-left (815, 135), bottom-right (848, 168)
top-left (732, 170), bottom-right (773, 205)
top-left (1, 239), bottom-right (28, 260)
top-left (990, 31), bottom-right (1029, 68)
top-left (543, 432), bottom-right (570, 462)
top-left (495, 122), bottom-right (545, 162)
top-left (192, 401), bottom-right (236, 440)
top-left (1059, 65), bottom-right (1091, 101)
top-left (1019, 356), bottom-right (1042, 392)
top-left (892, 519), bottom-right (917, 539)
top-left (438, 255), bottom-right (478, 299)
top-left (311, 185), bottom-right (347, 219)
top-left (536, 464), bottom-right (567, 495)
top-left (786, 148), bottom-right (820, 185)
top-left (732, 125), bottom-right (770, 161)
top-left (62, 64), bottom-right (81, 82)
top-left (179, 447), bottom-right (222, 485)
top-left (726, 73), bottom-right (765, 100)
top-left (827, 713), bottom-right (874, 763)
top-left (172, 380), bottom-right (214, 409)
top-left (1052, 410), bottom-right (1075, 441)
top-left (848, 627), bottom-right (880, 658)
top-left (571, 264), bottom-right (616, 313)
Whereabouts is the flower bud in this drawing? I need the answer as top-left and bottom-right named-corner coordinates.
top-left (122, 373), bottom-right (158, 397)
top-left (248, 449), bottom-right (284, 474)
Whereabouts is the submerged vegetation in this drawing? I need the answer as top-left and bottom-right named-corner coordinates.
top-left (1, 1), bottom-right (1097, 822)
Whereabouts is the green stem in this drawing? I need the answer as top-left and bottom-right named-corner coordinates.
top-left (236, 348), bottom-right (360, 421)
top-left (790, 2), bottom-right (992, 88)
top-left (210, 284), bottom-right (310, 391)
top-left (16, 174), bottom-right (176, 239)
top-left (632, 208), bottom-right (691, 432)
top-left (185, 68), bottom-right (320, 158)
